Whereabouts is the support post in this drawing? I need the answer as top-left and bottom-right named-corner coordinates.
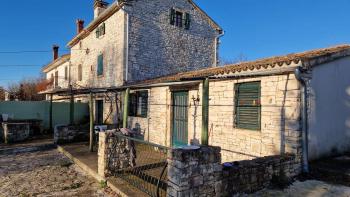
top-left (49, 94), bottom-right (53, 133)
top-left (89, 92), bottom-right (94, 152)
top-left (69, 85), bottom-right (74, 125)
top-left (201, 78), bottom-right (209, 145)
top-left (123, 88), bottom-right (130, 128)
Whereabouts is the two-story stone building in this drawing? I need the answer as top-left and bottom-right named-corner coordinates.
top-left (42, 0), bottom-right (223, 123)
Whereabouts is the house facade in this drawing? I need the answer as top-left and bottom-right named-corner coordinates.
top-left (125, 45), bottom-right (350, 163)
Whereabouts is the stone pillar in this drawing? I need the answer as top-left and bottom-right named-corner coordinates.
top-left (167, 146), bottom-right (223, 197)
top-left (98, 132), bottom-right (108, 179)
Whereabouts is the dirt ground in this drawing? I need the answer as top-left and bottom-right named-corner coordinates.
top-left (250, 180), bottom-right (350, 197)
top-left (0, 149), bottom-right (111, 197)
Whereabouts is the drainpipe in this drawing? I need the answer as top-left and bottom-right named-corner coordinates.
top-left (214, 30), bottom-right (225, 67)
top-left (294, 67), bottom-right (309, 173)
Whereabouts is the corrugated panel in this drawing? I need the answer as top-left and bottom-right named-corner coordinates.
top-left (235, 82), bottom-right (261, 130)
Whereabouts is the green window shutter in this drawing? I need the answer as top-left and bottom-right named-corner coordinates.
top-left (128, 93), bottom-right (137, 116)
top-left (97, 54), bottom-right (103, 76)
top-left (101, 23), bottom-right (105, 35)
top-left (96, 27), bottom-right (100, 38)
top-left (170, 8), bottom-right (175, 25)
top-left (235, 82), bottom-right (261, 130)
top-left (184, 13), bottom-right (191, 30)
top-left (139, 91), bottom-right (148, 117)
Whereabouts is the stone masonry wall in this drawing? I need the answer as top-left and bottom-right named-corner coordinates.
top-left (167, 146), bottom-right (301, 197)
top-left (54, 125), bottom-right (89, 144)
top-left (128, 72), bottom-right (302, 162)
top-left (1, 123), bottom-right (30, 144)
top-left (125, 0), bottom-right (220, 82)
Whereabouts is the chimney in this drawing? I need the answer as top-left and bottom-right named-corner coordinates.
top-left (53, 45), bottom-right (59, 61)
top-left (76, 19), bottom-right (85, 34)
top-left (94, 0), bottom-right (109, 19)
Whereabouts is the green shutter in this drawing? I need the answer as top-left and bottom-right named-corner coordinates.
top-left (139, 91), bottom-right (148, 117)
top-left (235, 82), bottom-right (261, 130)
top-left (184, 13), bottom-right (191, 30)
top-left (101, 23), bottom-right (105, 35)
top-left (170, 8), bottom-right (175, 25)
top-left (97, 54), bottom-right (103, 76)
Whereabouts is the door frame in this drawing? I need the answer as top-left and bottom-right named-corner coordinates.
top-left (170, 90), bottom-right (189, 147)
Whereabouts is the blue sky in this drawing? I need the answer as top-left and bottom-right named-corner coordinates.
top-left (0, 0), bottom-right (350, 87)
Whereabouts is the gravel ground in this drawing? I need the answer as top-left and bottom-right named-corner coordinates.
top-left (250, 180), bottom-right (350, 197)
top-left (0, 149), bottom-right (110, 197)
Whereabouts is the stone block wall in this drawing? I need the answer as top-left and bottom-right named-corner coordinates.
top-left (167, 146), bottom-right (301, 197)
top-left (98, 131), bottom-right (136, 178)
top-left (221, 154), bottom-right (301, 195)
top-left (1, 123), bottom-right (30, 144)
top-left (167, 146), bottom-right (222, 197)
top-left (54, 125), bottom-right (89, 144)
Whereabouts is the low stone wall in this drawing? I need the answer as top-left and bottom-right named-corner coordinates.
top-left (167, 146), bottom-right (301, 197)
top-left (221, 154), bottom-right (301, 195)
top-left (98, 131), bottom-right (136, 178)
top-left (1, 122), bottom-right (30, 143)
top-left (54, 125), bottom-right (89, 144)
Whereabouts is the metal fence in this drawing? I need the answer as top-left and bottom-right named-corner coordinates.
top-left (107, 133), bottom-right (169, 197)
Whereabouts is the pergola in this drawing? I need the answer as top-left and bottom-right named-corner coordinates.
top-left (40, 79), bottom-right (210, 152)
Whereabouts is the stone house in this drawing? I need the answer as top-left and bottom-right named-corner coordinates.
top-left (122, 45), bottom-right (350, 166)
top-left (41, 0), bottom-right (350, 168)
top-left (42, 0), bottom-right (222, 121)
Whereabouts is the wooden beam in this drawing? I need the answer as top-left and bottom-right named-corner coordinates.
top-left (201, 78), bottom-right (209, 145)
top-left (123, 88), bottom-right (130, 128)
top-left (89, 92), bottom-right (94, 152)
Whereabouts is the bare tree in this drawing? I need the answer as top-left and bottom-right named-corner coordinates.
top-left (219, 53), bottom-right (248, 66)
top-left (7, 78), bottom-right (46, 101)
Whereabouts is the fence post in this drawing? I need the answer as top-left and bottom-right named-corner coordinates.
top-left (98, 132), bottom-right (107, 179)
top-left (89, 92), bottom-right (94, 152)
top-left (70, 85), bottom-right (74, 125)
top-left (49, 94), bottom-right (53, 133)
top-left (123, 88), bottom-right (130, 128)
top-left (201, 78), bottom-right (209, 145)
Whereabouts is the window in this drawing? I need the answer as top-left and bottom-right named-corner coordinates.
top-left (97, 54), bottom-right (104, 76)
top-left (64, 67), bottom-right (68, 80)
top-left (170, 9), bottom-right (191, 30)
top-left (54, 71), bottom-right (58, 87)
top-left (96, 23), bottom-right (106, 38)
top-left (129, 91), bottom-right (148, 118)
top-left (78, 65), bottom-right (82, 81)
top-left (235, 82), bottom-right (261, 130)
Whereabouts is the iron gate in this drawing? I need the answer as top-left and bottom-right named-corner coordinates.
top-left (107, 133), bottom-right (169, 197)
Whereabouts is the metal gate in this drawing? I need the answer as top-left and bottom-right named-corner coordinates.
top-left (172, 91), bottom-right (189, 147)
top-left (107, 133), bottom-right (169, 197)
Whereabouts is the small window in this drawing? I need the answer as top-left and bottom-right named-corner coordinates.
top-left (54, 71), bottom-right (58, 87)
top-left (235, 82), bottom-right (261, 130)
top-left (64, 67), bottom-right (68, 80)
top-left (129, 91), bottom-right (148, 118)
top-left (97, 54), bottom-right (103, 76)
top-left (96, 23), bottom-right (106, 38)
top-left (78, 65), bottom-right (82, 81)
top-left (170, 9), bottom-right (190, 30)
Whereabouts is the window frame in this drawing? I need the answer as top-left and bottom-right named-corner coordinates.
top-left (64, 66), bottom-right (68, 80)
top-left (97, 54), bottom-right (104, 76)
top-left (78, 64), bottom-right (82, 81)
top-left (234, 81), bottom-right (261, 131)
top-left (128, 91), bottom-right (148, 118)
top-left (54, 71), bottom-right (58, 87)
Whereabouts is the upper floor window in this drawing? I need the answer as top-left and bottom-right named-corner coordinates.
top-left (170, 9), bottom-right (191, 30)
top-left (97, 54), bottom-right (104, 76)
top-left (96, 23), bottom-right (106, 38)
top-left (235, 82), bottom-right (261, 131)
top-left (78, 65), bottom-right (82, 81)
top-left (64, 67), bottom-right (68, 80)
top-left (129, 91), bottom-right (148, 118)
top-left (54, 71), bottom-right (58, 87)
